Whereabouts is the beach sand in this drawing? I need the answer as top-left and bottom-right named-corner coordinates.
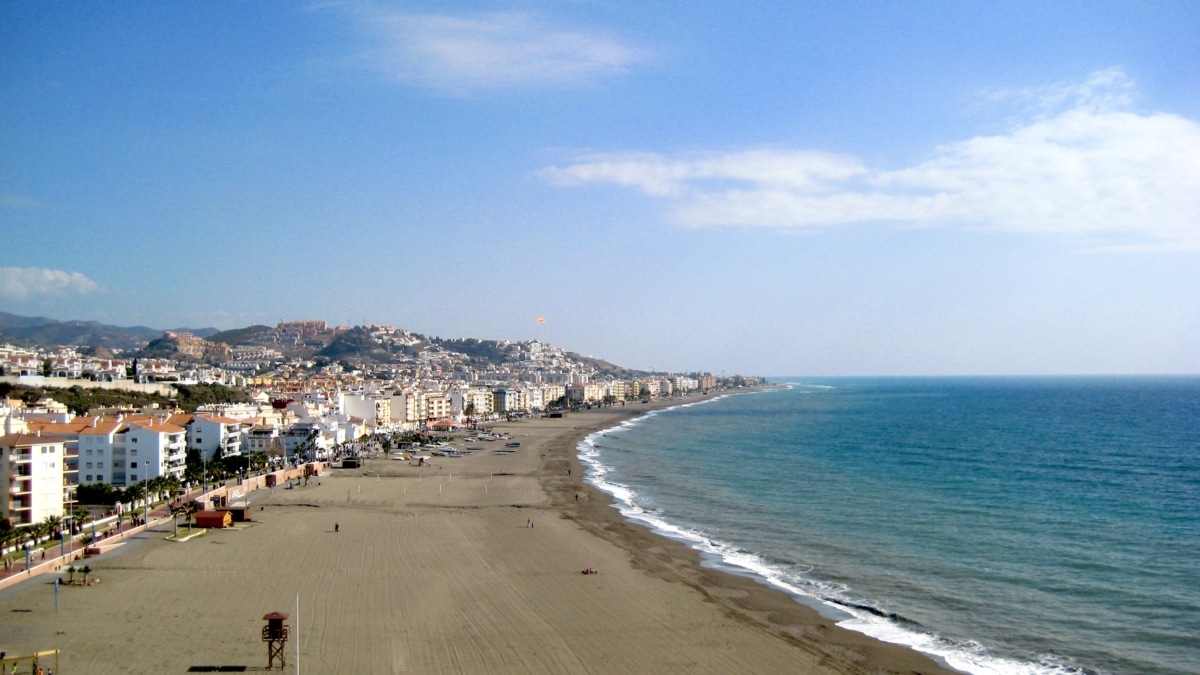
top-left (0, 399), bottom-right (958, 673)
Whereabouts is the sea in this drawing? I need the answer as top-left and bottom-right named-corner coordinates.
top-left (577, 377), bottom-right (1199, 675)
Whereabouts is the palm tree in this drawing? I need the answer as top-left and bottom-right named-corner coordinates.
top-left (80, 564), bottom-right (92, 585)
top-left (172, 501), bottom-right (200, 536)
top-left (42, 514), bottom-right (64, 541)
top-left (161, 474), bottom-right (182, 504)
top-left (23, 522), bottom-right (45, 550)
top-left (124, 481), bottom-right (147, 509)
top-left (145, 476), bottom-right (165, 504)
top-left (170, 503), bottom-right (186, 537)
top-left (184, 501), bottom-right (200, 533)
top-left (66, 565), bottom-right (77, 584)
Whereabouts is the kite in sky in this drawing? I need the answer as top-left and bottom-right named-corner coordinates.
top-left (534, 316), bottom-right (546, 324)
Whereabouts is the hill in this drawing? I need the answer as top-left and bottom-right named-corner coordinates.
top-left (316, 327), bottom-right (423, 362)
top-left (428, 338), bottom-right (516, 366)
top-left (0, 311), bottom-right (217, 352)
top-left (207, 324), bottom-right (274, 346)
top-left (0, 312), bottom-right (664, 377)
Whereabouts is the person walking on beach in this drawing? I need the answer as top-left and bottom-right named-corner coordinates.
top-left (335, 523), bottom-right (339, 533)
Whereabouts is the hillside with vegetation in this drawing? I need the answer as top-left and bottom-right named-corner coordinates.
top-left (0, 382), bottom-right (249, 416)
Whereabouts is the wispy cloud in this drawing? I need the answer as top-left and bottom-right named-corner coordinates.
top-left (349, 8), bottom-right (649, 94)
top-left (0, 267), bottom-right (100, 300)
top-left (539, 70), bottom-right (1200, 250)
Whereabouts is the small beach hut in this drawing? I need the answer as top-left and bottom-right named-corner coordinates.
top-left (195, 510), bottom-right (233, 528)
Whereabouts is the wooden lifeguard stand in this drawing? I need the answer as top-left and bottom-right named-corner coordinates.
top-left (262, 611), bottom-right (290, 670)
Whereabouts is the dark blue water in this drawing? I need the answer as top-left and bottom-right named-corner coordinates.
top-left (579, 378), bottom-right (1200, 675)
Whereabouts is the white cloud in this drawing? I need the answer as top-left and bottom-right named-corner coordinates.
top-left (351, 9), bottom-right (648, 94)
top-left (0, 267), bottom-right (100, 300)
top-left (540, 70), bottom-right (1200, 250)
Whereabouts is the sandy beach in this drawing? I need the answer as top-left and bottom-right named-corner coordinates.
top-left (0, 398), bottom-right (958, 674)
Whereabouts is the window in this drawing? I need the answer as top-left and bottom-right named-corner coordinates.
top-left (86, 461), bottom-right (93, 469)
top-left (132, 437), bottom-right (137, 443)
top-left (86, 448), bottom-right (93, 455)
top-left (130, 474), bottom-right (138, 481)
top-left (85, 474), bottom-right (92, 481)
top-left (97, 461), bottom-right (104, 468)
top-left (131, 461), bottom-right (138, 468)
top-left (131, 449), bottom-right (138, 456)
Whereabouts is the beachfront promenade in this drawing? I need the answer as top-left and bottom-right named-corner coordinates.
top-left (0, 464), bottom-right (324, 593)
top-left (0, 406), bottom-right (956, 674)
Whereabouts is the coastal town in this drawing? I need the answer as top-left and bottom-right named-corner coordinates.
top-left (0, 319), bottom-right (865, 675)
top-left (0, 318), bottom-right (758, 550)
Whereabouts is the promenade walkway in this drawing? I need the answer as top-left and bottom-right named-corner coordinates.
top-left (0, 464), bottom-right (326, 592)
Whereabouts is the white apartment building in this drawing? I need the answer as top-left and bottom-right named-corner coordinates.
top-left (388, 391), bottom-right (420, 428)
top-left (1, 432), bottom-right (66, 527)
top-left (77, 418), bottom-right (187, 487)
top-left (671, 376), bottom-right (699, 393)
top-left (446, 387), bottom-right (493, 420)
top-left (338, 392), bottom-right (391, 426)
top-left (179, 413), bottom-right (244, 460)
top-left (526, 387), bottom-right (545, 410)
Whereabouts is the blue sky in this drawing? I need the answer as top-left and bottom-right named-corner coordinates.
top-left (2, 1), bottom-right (1198, 375)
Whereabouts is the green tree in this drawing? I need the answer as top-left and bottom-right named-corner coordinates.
top-left (183, 448), bottom-right (205, 485)
top-left (248, 452), bottom-right (269, 472)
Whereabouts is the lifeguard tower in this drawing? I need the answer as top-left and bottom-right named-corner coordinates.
top-left (261, 611), bottom-right (290, 670)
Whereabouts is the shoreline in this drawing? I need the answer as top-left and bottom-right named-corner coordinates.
top-left (0, 391), bottom-right (960, 673)
top-left (531, 393), bottom-right (961, 675)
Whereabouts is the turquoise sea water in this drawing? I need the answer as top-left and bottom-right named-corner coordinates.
top-left (578, 378), bottom-right (1200, 675)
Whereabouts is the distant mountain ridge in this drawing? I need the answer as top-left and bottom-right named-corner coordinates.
top-left (0, 311), bottom-right (217, 352)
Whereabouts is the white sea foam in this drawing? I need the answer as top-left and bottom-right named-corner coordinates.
top-left (577, 398), bottom-right (1094, 675)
